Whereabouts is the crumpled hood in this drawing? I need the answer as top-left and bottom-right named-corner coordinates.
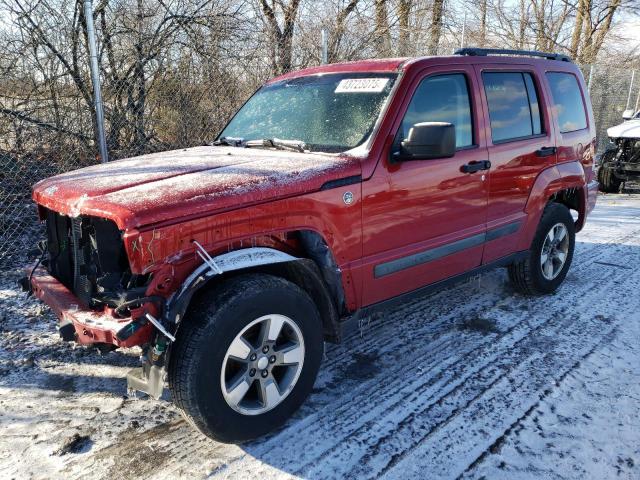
top-left (33, 146), bottom-right (361, 229)
top-left (607, 119), bottom-right (640, 139)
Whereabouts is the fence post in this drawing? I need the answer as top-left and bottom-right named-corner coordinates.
top-left (626, 70), bottom-right (635, 111)
top-left (587, 65), bottom-right (594, 93)
top-left (460, 11), bottom-right (467, 49)
top-left (321, 29), bottom-right (328, 65)
top-left (84, 0), bottom-right (109, 163)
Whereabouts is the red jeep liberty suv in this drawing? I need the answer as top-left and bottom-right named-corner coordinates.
top-left (26, 48), bottom-right (599, 442)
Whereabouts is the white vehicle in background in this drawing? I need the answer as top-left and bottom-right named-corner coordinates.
top-left (598, 109), bottom-right (640, 192)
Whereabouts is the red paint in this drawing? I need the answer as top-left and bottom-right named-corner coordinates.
top-left (359, 63), bottom-right (489, 304)
top-left (30, 265), bottom-right (153, 347)
top-left (267, 58), bottom-right (408, 84)
top-left (30, 54), bottom-right (597, 347)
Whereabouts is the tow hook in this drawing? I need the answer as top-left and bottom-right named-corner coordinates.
top-left (58, 322), bottom-right (76, 342)
top-left (18, 276), bottom-right (32, 294)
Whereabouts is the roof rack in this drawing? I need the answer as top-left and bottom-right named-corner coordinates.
top-left (454, 48), bottom-right (572, 62)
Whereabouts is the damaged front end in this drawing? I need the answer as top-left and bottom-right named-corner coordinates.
top-left (22, 211), bottom-right (306, 399)
top-left (602, 138), bottom-right (640, 181)
top-left (40, 208), bottom-right (153, 313)
top-left (22, 208), bottom-right (174, 398)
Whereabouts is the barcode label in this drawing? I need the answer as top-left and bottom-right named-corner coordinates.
top-left (335, 78), bottom-right (389, 93)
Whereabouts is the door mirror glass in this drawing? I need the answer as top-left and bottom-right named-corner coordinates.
top-left (393, 122), bottom-right (456, 161)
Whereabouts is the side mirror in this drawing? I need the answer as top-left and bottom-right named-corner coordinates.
top-left (392, 122), bottom-right (456, 161)
top-left (622, 109), bottom-right (635, 121)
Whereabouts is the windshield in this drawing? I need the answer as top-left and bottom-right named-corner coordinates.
top-left (219, 73), bottom-right (397, 152)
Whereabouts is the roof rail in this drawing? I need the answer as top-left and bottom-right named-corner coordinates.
top-left (454, 48), bottom-right (572, 62)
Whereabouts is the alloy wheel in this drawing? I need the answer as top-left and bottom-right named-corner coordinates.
top-left (220, 314), bottom-right (305, 415)
top-left (540, 222), bottom-right (569, 280)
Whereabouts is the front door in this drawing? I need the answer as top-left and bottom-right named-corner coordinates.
top-left (360, 66), bottom-right (490, 306)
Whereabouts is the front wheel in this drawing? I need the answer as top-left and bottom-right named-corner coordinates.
top-left (508, 202), bottom-right (575, 295)
top-left (168, 273), bottom-right (324, 443)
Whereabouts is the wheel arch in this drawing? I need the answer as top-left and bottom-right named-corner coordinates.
top-left (518, 161), bottom-right (587, 250)
top-left (167, 241), bottom-right (344, 345)
top-left (549, 186), bottom-right (585, 230)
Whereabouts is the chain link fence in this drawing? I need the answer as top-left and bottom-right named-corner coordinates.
top-left (584, 65), bottom-right (639, 151)
top-left (1, 1), bottom-right (638, 270)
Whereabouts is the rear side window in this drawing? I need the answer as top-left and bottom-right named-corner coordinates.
top-left (546, 72), bottom-right (588, 133)
top-left (482, 72), bottom-right (543, 143)
top-left (400, 74), bottom-right (473, 148)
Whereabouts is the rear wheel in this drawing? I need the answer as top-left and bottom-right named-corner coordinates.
top-left (168, 273), bottom-right (324, 443)
top-left (597, 150), bottom-right (622, 193)
top-left (508, 202), bottom-right (575, 295)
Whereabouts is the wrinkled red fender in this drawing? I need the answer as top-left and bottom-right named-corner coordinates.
top-left (516, 161), bottom-right (586, 251)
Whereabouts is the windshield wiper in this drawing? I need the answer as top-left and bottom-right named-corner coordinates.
top-left (245, 138), bottom-right (307, 153)
top-left (214, 136), bottom-right (245, 147)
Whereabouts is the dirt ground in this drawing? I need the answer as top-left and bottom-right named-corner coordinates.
top-left (1, 193), bottom-right (639, 480)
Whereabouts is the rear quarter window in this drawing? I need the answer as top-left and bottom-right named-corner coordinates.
top-left (545, 72), bottom-right (588, 133)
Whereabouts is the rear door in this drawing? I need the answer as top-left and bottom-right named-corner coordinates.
top-left (360, 65), bottom-right (489, 306)
top-left (474, 64), bottom-right (558, 264)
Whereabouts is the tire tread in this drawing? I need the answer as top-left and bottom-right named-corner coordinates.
top-left (168, 274), bottom-right (320, 442)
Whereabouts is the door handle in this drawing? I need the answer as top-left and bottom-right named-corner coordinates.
top-left (461, 160), bottom-right (491, 173)
top-left (535, 146), bottom-right (557, 157)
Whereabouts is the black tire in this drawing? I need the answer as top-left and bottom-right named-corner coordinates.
top-left (168, 273), bottom-right (324, 443)
top-left (508, 202), bottom-right (575, 295)
top-left (597, 150), bottom-right (622, 193)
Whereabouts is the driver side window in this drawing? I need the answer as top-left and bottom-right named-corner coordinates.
top-left (400, 74), bottom-right (474, 148)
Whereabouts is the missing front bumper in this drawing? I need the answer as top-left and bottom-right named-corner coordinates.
top-left (28, 264), bottom-right (153, 347)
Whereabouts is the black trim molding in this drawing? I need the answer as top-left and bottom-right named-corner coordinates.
top-left (486, 221), bottom-right (522, 242)
top-left (374, 221), bottom-right (522, 278)
top-left (320, 175), bottom-right (362, 191)
top-left (340, 249), bottom-right (529, 339)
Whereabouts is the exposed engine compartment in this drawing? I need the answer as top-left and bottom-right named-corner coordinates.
top-left (43, 209), bottom-right (149, 312)
top-left (598, 112), bottom-right (640, 192)
top-left (606, 138), bottom-right (640, 176)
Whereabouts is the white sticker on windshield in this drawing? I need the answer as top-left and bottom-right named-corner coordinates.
top-left (335, 78), bottom-right (389, 93)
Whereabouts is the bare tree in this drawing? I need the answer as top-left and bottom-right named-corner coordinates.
top-left (374, 0), bottom-right (392, 56)
top-left (479, 0), bottom-right (488, 45)
top-left (570, 0), bottom-right (588, 57)
top-left (577, 0), bottom-right (624, 63)
top-left (428, 0), bottom-right (445, 55)
top-left (260, 0), bottom-right (302, 75)
top-left (328, 0), bottom-right (360, 62)
top-left (518, 0), bottom-right (527, 48)
top-left (398, 0), bottom-right (413, 55)
top-left (1, 0), bottom-right (638, 163)
top-left (0, 0), bottom-right (251, 158)
top-left (529, 0), bottom-right (572, 52)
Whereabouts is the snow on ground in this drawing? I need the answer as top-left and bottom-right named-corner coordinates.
top-left (1, 193), bottom-right (639, 480)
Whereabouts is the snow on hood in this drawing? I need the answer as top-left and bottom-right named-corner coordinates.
top-left (32, 146), bottom-right (361, 229)
top-left (607, 119), bottom-right (640, 139)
